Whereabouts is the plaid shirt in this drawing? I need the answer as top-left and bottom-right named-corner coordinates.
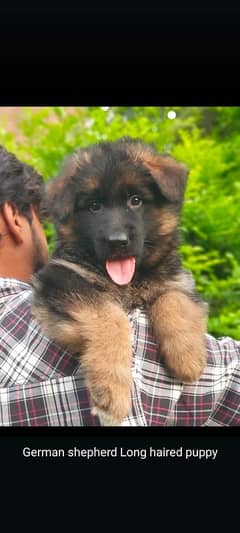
top-left (0, 277), bottom-right (239, 426)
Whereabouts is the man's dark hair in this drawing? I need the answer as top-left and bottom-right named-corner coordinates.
top-left (0, 145), bottom-right (48, 222)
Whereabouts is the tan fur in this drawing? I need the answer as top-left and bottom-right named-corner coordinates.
top-left (125, 143), bottom-right (187, 201)
top-left (73, 150), bottom-right (92, 168)
top-left (69, 301), bottom-right (132, 425)
top-left (125, 141), bottom-right (154, 162)
top-left (144, 155), bottom-right (187, 179)
top-left (63, 150), bottom-right (92, 176)
top-left (129, 270), bottom-right (200, 309)
top-left (162, 270), bottom-right (200, 295)
top-left (148, 291), bottom-right (207, 382)
top-left (46, 176), bottom-right (69, 203)
top-left (125, 141), bottom-right (185, 176)
top-left (75, 177), bottom-right (100, 195)
top-left (62, 155), bottom-right (78, 178)
top-left (157, 208), bottom-right (178, 235)
top-left (32, 296), bottom-right (132, 425)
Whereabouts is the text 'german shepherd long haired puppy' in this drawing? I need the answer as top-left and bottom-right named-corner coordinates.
top-left (31, 137), bottom-right (207, 425)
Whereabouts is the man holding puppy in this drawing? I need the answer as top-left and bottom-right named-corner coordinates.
top-left (0, 145), bottom-right (239, 426)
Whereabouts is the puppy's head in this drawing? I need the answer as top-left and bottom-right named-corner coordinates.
top-left (47, 137), bottom-right (188, 284)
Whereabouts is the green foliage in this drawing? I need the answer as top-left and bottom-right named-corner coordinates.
top-left (0, 106), bottom-right (239, 339)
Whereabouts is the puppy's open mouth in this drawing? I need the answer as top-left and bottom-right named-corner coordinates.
top-left (106, 257), bottom-right (136, 285)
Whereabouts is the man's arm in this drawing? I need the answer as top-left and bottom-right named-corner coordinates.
top-left (0, 328), bottom-right (239, 426)
top-left (0, 375), bottom-right (100, 426)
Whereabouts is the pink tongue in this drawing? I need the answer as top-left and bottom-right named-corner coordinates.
top-left (106, 257), bottom-right (136, 285)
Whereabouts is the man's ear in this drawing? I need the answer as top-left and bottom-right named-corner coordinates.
top-left (143, 155), bottom-right (189, 202)
top-left (1, 202), bottom-right (25, 244)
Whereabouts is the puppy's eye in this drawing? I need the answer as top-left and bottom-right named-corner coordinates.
top-left (89, 201), bottom-right (102, 212)
top-left (127, 195), bottom-right (143, 209)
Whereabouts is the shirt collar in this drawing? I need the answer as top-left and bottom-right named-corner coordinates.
top-left (0, 277), bottom-right (31, 297)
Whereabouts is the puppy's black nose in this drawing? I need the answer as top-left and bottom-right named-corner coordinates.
top-left (108, 232), bottom-right (129, 247)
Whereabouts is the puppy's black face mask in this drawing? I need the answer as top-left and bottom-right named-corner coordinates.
top-left (73, 188), bottom-right (146, 284)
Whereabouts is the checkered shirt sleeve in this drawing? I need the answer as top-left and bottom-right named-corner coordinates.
top-left (0, 278), bottom-right (239, 426)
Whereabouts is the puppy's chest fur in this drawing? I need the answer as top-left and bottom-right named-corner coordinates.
top-left (47, 258), bottom-right (192, 313)
top-left (118, 273), bottom-right (196, 310)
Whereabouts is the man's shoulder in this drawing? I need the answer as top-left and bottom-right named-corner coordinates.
top-left (0, 277), bottom-right (31, 316)
top-left (0, 277), bottom-right (79, 385)
top-left (0, 277), bottom-right (31, 299)
top-left (206, 332), bottom-right (240, 364)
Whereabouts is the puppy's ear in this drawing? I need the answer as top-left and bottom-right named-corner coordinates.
top-left (46, 176), bottom-right (75, 223)
top-left (46, 154), bottom-right (79, 223)
top-left (143, 155), bottom-right (189, 202)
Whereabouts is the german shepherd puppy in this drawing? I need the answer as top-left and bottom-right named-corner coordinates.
top-left (31, 137), bottom-right (207, 425)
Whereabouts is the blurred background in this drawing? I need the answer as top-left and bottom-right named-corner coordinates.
top-left (0, 106), bottom-right (239, 338)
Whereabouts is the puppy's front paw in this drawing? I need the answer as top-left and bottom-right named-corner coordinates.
top-left (89, 379), bottom-right (132, 426)
top-left (149, 291), bottom-right (207, 384)
top-left (79, 302), bottom-right (133, 425)
top-left (163, 335), bottom-right (207, 383)
top-left (91, 407), bottom-right (122, 426)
